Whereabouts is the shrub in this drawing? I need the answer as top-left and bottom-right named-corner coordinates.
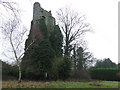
top-left (2, 61), bottom-right (18, 80)
top-left (50, 56), bottom-right (71, 80)
top-left (90, 68), bottom-right (120, 81)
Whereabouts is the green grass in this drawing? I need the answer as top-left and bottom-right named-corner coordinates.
top-left (2, 80), bottom-right (119, 88)
top-left (52, 81), bottom-right (118, 88)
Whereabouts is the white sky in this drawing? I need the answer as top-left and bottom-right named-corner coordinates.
top-left (0, 0), bottom-right (119, 64)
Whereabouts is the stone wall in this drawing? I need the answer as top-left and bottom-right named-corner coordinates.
top-left (33, 2), bottom-right (55, 29)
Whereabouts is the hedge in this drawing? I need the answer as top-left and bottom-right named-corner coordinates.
top-left (90, 68), bottom-right (120, 81)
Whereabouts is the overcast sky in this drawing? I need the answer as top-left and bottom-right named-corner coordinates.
top-left (1, 0), bottom-right (119, 64)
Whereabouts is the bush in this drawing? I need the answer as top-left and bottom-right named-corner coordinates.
top-left (90, 68), bottom-right (120, 81)
top-left (58, 55), bottom-right (71, 80)
top-left (2, 61), bottom-right (18, 80)
top-left (49, 57), bottom-right (63, 80)
top-left (70, 70), bottom-right (91, 81)
top-left (50, 56), bottom-right (71, 80)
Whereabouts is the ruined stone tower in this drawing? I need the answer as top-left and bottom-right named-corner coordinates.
top-left (24, 2), bottom-right (56, 45)
top-left (22, 3), bottom-right (63, 79)
top-left (22, 2), bottom-right (56, 68)
top-left (33, 2), bottom-right (55, 31)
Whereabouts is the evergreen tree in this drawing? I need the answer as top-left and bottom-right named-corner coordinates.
top-left (32, 39), bottom-right (55, 79)
top-left (71, 46), bottom-right (92, 80)
top-left (49, 25), bottom-right (63, 57)
top-left (72, 46), bottom-right (92, 70)
top-left (58, 55), bottom-right (71, 80)
top-left (76, 47), bottom-right (85, 70)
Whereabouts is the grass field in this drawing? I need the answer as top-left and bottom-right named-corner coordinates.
top-left (2, 80), bottom-right (119, 88)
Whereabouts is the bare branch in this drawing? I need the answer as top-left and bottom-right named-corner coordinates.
top-left (1, 1), bottom-right (20, 18)
top-left (56, 7), bottom-right (91, 55)
top-left (18, 40), bottom-right (35, 60)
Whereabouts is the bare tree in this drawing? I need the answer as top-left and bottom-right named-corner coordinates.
top-left (0, 0), bottom-right (34, 83)
top-left (1, 0), bottom-right (20, 82)
top-left (2, 17), bottom-right (34, 82)
top-left (56, 7), bottom-right (91, 56)
top-left (0, 0), bottom-right (20, 22)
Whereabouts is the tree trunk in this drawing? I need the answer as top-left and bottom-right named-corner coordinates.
top-left (18, 64), bottom-right (21, 83)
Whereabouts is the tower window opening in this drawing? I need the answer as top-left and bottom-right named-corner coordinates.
top-left (42, 16), bottom-right (45, 19)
